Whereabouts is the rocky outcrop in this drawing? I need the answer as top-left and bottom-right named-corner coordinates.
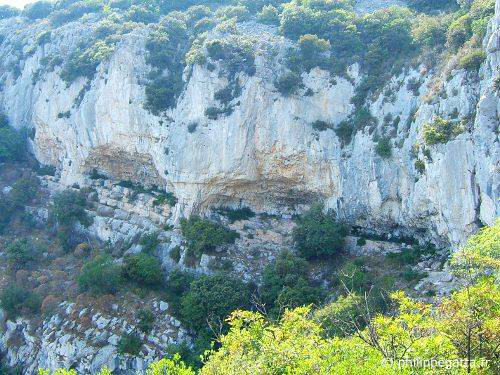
top-left (0, 300), bottom-right (189, 374)
top-left (1, 7), bottom-right (498, 248)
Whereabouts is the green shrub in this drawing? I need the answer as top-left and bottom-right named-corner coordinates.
top-left (493, 74), bottom-right (500, 93)
top-left (260, 250), bottom-right (321, 318)
top-left (204, 106), bottom-right (233, 120)
top-left (0, 195), bottom-right (15, 233)
top-left (333, 261), bottom-right (394, 314)
top-left (50, 0), bottom-right (104, 27)
top-left (415, 159), bottom-right (426, 174)
top-left (206, 37), bottom-right (256, 78)
top-left (51, 189), bottom-right (93, 251)
top-left (77, 254), bottom-right (123, 295)
top-left (297, 34), bottom-right (330, 72)
top-left (145, 76), bottom-right (184, 114)
top-left (180, 274), bottom-right (250, 332)
top-left (0, 5), bottom-right (20, 20)
top-left (60, 41), bottom-right (114, 85)
top-left (138, 232), bottom-right (160, 255)
top-left (57, 111), bottom-right (71, 119)
top-left (458, 49), bottom-right (486, 71)
top-left (375, 137), bottom-right (392, 158)
top-left (137, 309), bottom-right (155, 333)
top-left (194, 17), bottom-right (215, 33)
top-left (169, 246), bottom-right (182, 263)
top-left (215, 5), bottom-right (249, 22)
top-left (6, 239), bottom-right (36, 269)
top-left (444, 0), bottom-right (494, 51)
top-left (214, 80), bottom-right (242, 106)
top-left (22, 1), bottom-right (53, 20)
top-left (359, 7), bottom-right (414, 69)
top-left (348, 106), bottom-right (377, 131)
top-left (180, 216), bottom-right (239, 257)
top-left (313, 293), bottom-right (363, 338)
top-left (216, 206), bottom-right (255, 223)
top-left (165, 269), bottom-right (195, 316)
top-left (9, 174), bottom-right (40, 207)
top-left (446, 14), bottom-right (471, 50)
top-left (422, 117), bottom-right (464, 145)
top-left (334, 121), bottom-right (355, 144)
top-left (117, 333), bottom-right (143, 356)
top-left (401, 268), bottom-right (428, 282)
top-left (36, 30), bottom-right (52, 46)
top-left (0, 284), bottom-right (41, 320)
top-left (127, 5), bottom-right (159, 24)
top-left (0, 124), bottom-right (26, 163)
top-left (153, 192), bottom-right (178, 207)
top-left (0, 113), bottom-right (8, 128)
top-left (274, 71), bottom-right (302, 96)
top-left (187, 122), bottom-right (198, 133)
top-left (293, 204), bottom-right (347, 259)
top-left (109, 0), bottom-right (132, 10)
top-left (122, 253), bottom-right (164, 287)
top-left (311, 120), bottom-right (332, 132)
top-left (336, 261), bottom-right (372, 292)
top-left (186, 5), bottom-right (212, 24)
top-left (37, 165), bottom-right (57, 177)
top-left (407, 0), bottom-right (458, 12)
top-left (257, 4), bottom-right (280, 25)
top-left (407, 78), bottom-right (423, 96)
top-left (143, 18), bottom-right (189, 114)
top-left (412, 14), bottom-right (450, 49)
top-left (357, 237), bottom-right (367, 247)
top-left (0, 174), bottom-right (39, 234)
top-left (386, 243), bottom-right (437, 266)
top-left (51, 189), bottom-right (92, 228)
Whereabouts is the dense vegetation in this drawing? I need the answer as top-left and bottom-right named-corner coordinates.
top-left (259, 250), bottom-right (322, 318)
top-left (49, 189), bottom-right (94, 252)
top-left (40, 220), bottom-right (500, 374)
top-left (0, 114), bottom-right (26, 164)
top-left (423, 116), bottom-right (464, 145)
top-left (292, 204), bottom-right (347, 259)
top-left (180, 215), bottom-right (239, 257)
top-left (0, 173), bottom-right (40, 234)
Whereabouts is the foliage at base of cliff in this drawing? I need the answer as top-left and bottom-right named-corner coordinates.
top-left (40, 220), bottom-right (500, 375)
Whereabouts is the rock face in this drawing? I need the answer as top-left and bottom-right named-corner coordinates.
top-left (0, 300), bottom-right (189, 374)
top-left (0, 5), bottom-right (498, 248)
top-left (0, 3), bottom-right (498, 373)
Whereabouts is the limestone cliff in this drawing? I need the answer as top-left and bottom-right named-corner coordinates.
top-left (0, 1), bottom-right (498, 249)
top-left (0, 1), bottom-right (498, 373)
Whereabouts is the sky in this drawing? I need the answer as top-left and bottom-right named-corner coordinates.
top-left (0, 0), bottom-right (39, 9)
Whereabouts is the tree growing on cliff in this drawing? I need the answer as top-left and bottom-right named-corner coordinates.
top-left (77, 254), bottom-right (123, 295)
top-left (50, 189), bottom-right (93, 252)
top-left (180, 216), bottom-right (239, 257)
top-left (293, 204), bottom-right (348, 259)
top-left (0, 116), bottom-right (26, 163)
top-left (259, 250), bottom-right (322, 318)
